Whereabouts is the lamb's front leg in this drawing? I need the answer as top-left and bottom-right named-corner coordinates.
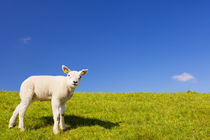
top-left (51, 98), bottom-right (61, 134)
top-left (59, 103), bottom-right (66, 131)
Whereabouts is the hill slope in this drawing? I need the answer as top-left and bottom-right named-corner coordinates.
top-left (0, 91), bottom-right (209, 139)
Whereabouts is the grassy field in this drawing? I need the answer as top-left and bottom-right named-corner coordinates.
top-left (0, 91), bottom-right (209, 139)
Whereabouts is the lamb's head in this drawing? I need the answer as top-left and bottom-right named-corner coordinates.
top-left (62, 65), bottom-right (88, 88)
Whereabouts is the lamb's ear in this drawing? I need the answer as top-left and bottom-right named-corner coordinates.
top-left (81, 69), bottom-right (88, 76)
top-left (62, 65), bottom-right (70, 74)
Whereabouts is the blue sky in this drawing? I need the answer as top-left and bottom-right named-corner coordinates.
top-left (0, 0), bottom-right (210, 93)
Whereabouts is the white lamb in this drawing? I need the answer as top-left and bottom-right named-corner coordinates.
top-left (9, 65), bottom-right (88, 134)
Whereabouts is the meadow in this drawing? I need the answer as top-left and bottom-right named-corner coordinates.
top-left (0, 91), bottom-right (209, 139)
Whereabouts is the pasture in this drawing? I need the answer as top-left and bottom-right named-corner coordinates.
top-left (0, 91), bottom-right (209, 139)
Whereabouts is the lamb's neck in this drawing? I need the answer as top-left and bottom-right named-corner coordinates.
top-left (67, 86), bottom-right (75, 93)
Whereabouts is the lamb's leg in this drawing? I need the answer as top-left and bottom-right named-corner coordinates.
top-left (59, 103), bottom-right (66, 131)
top-left (52, 98), bottom-right (61, 134)
top-left (18, 99), bottom-right (32, 131)
top-left (9, 104), bottom-right (20, 128)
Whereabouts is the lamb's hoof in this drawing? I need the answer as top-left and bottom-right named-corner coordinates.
top-left (53, 129), bottom-right (60, 134)
top-left (61, 127), bottom-right (67, 131)
top-left (9, 124), bottom-right (14, 129)
top-left (19, 127), bottom-right (25, 131)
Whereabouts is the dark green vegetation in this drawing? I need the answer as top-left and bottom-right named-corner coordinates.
top-left (0, 91), bottom-right (209, 139)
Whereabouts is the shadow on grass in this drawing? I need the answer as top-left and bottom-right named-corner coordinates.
top-left (40, 115), bottom-right (119, 130)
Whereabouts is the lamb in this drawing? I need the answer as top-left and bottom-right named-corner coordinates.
top-left (9, 65), bottom-right (88, 134)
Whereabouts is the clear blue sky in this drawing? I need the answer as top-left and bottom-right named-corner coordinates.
top-left (0, 0), bottom-right (210, 93)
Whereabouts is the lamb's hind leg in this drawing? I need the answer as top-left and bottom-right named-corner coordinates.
top-left (9, 104), bottom-right (20, 128)
top-left (18, 94), bottom-right (33, 131)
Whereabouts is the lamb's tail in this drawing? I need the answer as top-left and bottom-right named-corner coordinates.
top-left (9, 104), bottom-right (20, 128)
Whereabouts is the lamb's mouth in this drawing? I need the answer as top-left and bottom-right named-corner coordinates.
top-left (73, 84), bottom-right (78, 86)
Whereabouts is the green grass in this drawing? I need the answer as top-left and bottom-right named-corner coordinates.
top-left (0, 91), bottom-right (209, 139)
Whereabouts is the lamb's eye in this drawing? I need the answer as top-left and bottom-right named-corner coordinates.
top-left (68, 75), bottom-right (70, 77)
top-left (79, 76), bottom-right (81, 79)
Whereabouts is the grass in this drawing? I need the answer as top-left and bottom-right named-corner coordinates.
top-left (0, 91), bottom-right (209, 139)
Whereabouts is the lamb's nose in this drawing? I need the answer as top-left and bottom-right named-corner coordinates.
top-left (73, 81), bottom-right (78, 84)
